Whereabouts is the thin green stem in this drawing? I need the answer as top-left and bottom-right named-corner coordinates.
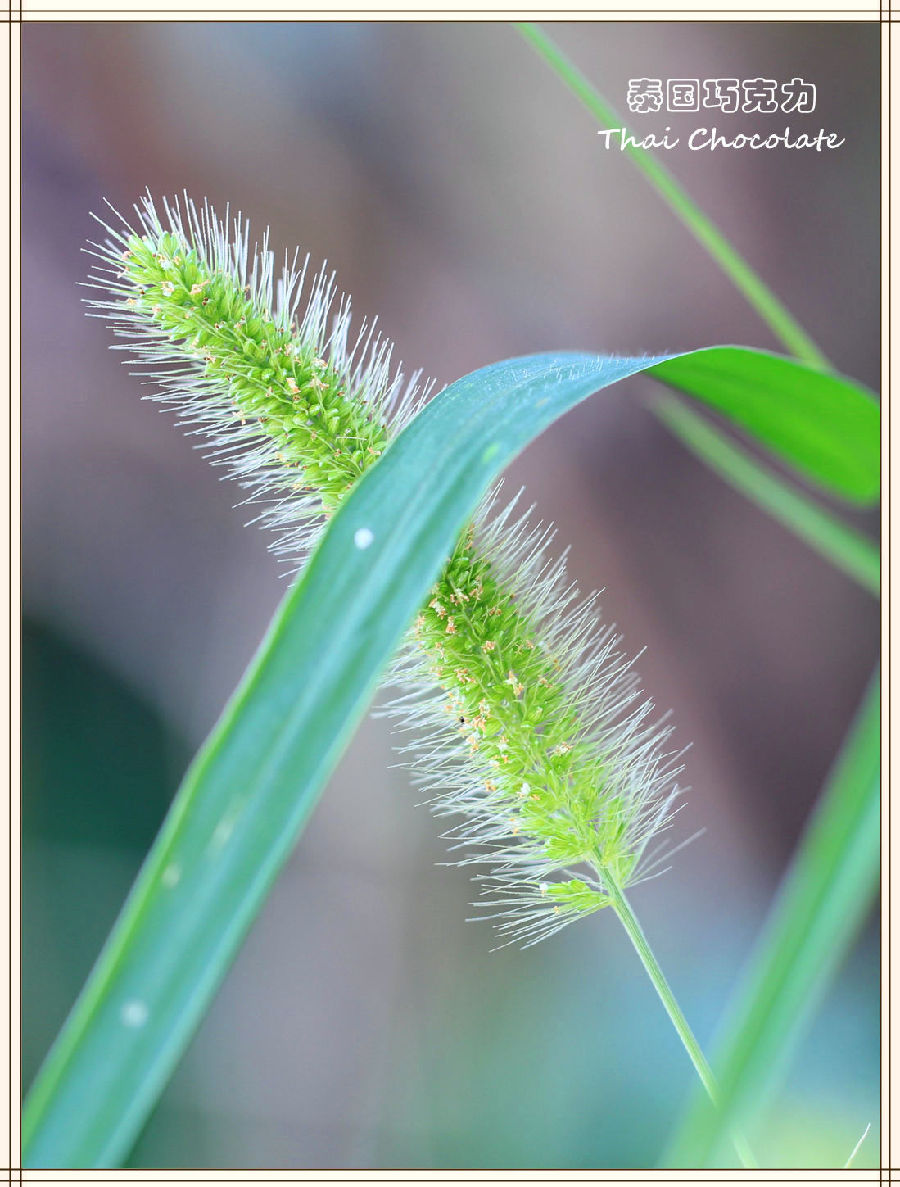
top-left (515, 22), bottom-right (829, 370)
top-left (652, 392), bottom-right (880, 596)
top-left (600, 867), bottom-right (757, 1169)
top-left (665, 668), bottom-right (880, 1166)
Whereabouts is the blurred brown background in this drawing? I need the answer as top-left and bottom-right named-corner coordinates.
top-left (22, 20), bottom-right (879, 1168)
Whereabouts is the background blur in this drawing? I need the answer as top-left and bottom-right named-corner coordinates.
top-left (22, 20), bottom-right (880, 1169)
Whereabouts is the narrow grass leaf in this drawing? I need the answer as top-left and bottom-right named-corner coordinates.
top-left (515, 22), bottom-right (829, 370)
top-left (653, 393), bottom-right (879, 595)
top-left (665, 668), bottom-right (880, 1167)
top-left (650, 348), bottom-right (879, 504)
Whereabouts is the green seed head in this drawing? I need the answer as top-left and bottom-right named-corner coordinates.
top-left (87, 192), bottom-right (688, 946)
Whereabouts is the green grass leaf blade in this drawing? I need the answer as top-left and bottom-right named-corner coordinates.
top-left (23, 350), bottom-right (681, 1168)
top-left (22, 346), bottom-right (878, 1167)
top-left (515, 22), bottom-right (829, 370)
top-left (648, 348), bottom-right (879, 504)
top-left (664, 668), bottom-right (880, 1167)
top-left (653, 392), bottom-right (879, 595)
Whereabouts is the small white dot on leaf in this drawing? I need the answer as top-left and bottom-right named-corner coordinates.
top-left (161, 863), bottom-right (181, 889)
top-left (354, 528), bottom-right (374, 550)
top-left (121, 1000), bottom-right (149, 1028)
top-left (211, 819), bottom-right (235, 850)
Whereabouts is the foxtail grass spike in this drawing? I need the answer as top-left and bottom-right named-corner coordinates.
top-left (85, 190), bottom-right (687, 947)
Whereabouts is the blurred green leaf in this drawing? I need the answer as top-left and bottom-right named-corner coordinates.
top-left (22, 619), bottom-right (187, 1097)
top-left (665, 668), bottom-right (880, 1166)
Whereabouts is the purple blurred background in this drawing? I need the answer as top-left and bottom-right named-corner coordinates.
top-left (22, 21), bottom-right (879, 1169)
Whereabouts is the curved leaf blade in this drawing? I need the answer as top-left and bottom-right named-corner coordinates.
top-left (22, 350), bottom-right (672, 1167)
top-left (650, 347), bottom-right (880, 504)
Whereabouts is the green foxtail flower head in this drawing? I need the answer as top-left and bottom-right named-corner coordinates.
top-left (85, 192), bottom-right (689, 946)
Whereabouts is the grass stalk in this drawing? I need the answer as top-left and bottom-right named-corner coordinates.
top-left (515, 22), bottom-right (828, 369)
top-left (653, 392), bottom-right (879, 596)
top-left (601, 868), bottom-right (757, 1169)
top-left (665, 667), bottom-right (880, 1166)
